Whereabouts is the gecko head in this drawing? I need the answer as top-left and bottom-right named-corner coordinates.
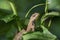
top-left (30, 13), bottom-right (39, 21)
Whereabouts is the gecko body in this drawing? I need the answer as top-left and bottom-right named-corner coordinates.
top-left (13, 13), bottom-right (39, 40)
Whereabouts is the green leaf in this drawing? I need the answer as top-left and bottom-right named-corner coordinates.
top-left (41, 12), bottom-right (60, 24)
top-left (48, 0), bottom-right (60, 11)
top-left (0, 1), bottom-right (11, 11)
top-left (23, 32), bottom-right (56, 40)
top-left (0, 1), bottom-right (17, 23)
top-left (23, 25), bottom-right (57, 40)
top-left (5, 25), bottom-right (17, 40)
top-left (0, 20), bottom-right (18, 40)
top-left (0, 14), bottom-right (15, 23)
top-left (49, 17), bottom-right (60, 39)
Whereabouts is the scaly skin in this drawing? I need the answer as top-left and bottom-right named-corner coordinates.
top-left (13, 13), bottom-right (39, 40)
top-left (26, 13), bottom-right (39, 32)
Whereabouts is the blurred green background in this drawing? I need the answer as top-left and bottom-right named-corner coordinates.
top-left (0, 0), bottom-right (60, 40)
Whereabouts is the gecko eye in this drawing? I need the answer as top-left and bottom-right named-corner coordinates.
top-left (33, 14), bottom-right (36, 17)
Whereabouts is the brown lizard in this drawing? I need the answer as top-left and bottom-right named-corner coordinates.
top-left (13, 13), bottom-right (39, 40)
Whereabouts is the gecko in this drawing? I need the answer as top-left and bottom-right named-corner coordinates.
top-left (13, 13), bottom-right (39, 40)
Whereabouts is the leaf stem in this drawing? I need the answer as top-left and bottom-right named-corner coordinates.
top-left (45, 0), bottom-right (48, 13)
top-left (48, 19), bottom-right (52, 28)
top-left (25, 3), bottom-right (45, 18)
top-left (9, 2), bottom-right (17, 16)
